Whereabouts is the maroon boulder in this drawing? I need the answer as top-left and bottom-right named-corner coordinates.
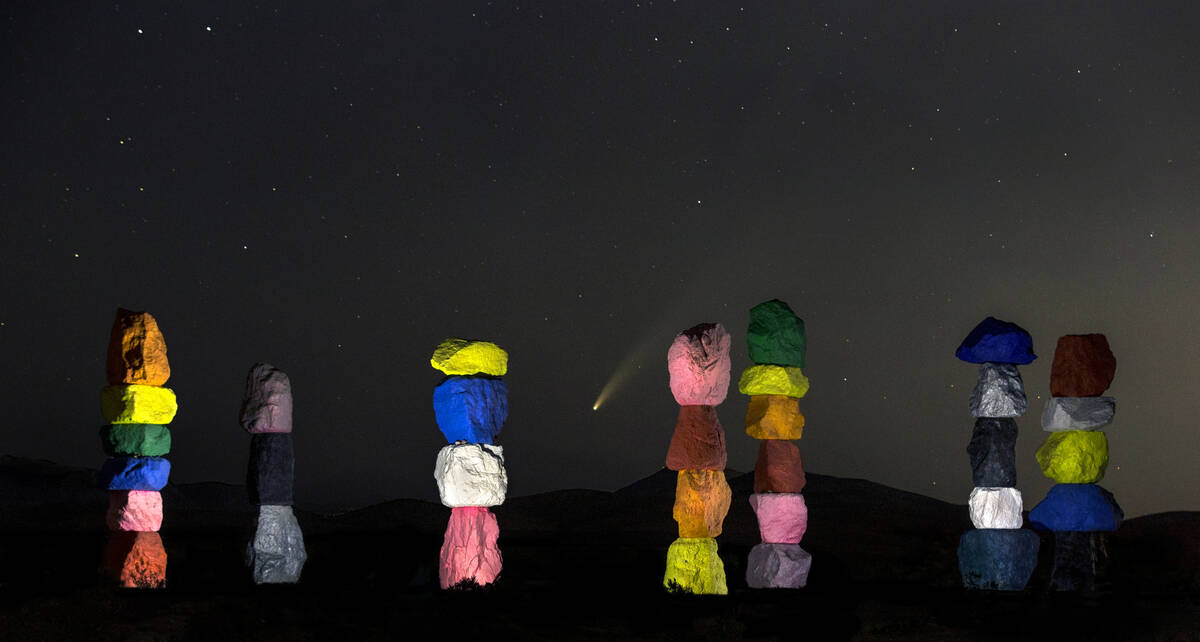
top-left (665, 405), bottom-right (727, 471)
top-left (754, 440), bottom-right (806, 493)
top-left (1050, 334), bottom-right (1116, 397)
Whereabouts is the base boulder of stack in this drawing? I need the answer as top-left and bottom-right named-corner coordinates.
top-left (745, 542), bottom-right (812, 589)
top-left (246, 505), bottom-right (307, 584)
top-left (663, 537), bottom-right (727, 594)
top-left (439, 506), bottom-right (503, 588)
top-left (102, 531), bottom-right (168, 588)
top-left (957, 528), bottom-right (1040, 591)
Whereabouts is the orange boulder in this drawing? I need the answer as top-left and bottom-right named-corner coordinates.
top-left (102, 531), bottom-right (167, 588)
top-left (672, 470), bottom-right (731, 538)
top-left (745, 395), bottom-right (805, 439)
top-left (106, 309), bottom-right (170, 386)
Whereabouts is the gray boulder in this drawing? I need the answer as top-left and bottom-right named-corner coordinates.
top-left (745, 542), bottom-right (811, 589)
top-left (967, 418), bottom-right (1018, 487)
top-left (969, 363), bottom-right (1027, 418)
top-left (247, 505), bottom-right (307, 584)
top-left (1041, 396), bottom-right (1115, 431)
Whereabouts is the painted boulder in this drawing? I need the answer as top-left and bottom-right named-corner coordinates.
top-left (746, 299), bottom-right (806, 368)
top-left (1035, 430), bottom-right (1108, 484)
top-left (100, 385), bottom-right (178, 425)
top-left (969, 363), bottom-right (1027, 418)
top-left (439, 506), bottom-right (503, 589)
top-left (738, 365), bottom-right (809, 398)
top-left (434, 443), bottom-right (508, 507)
top-left (432, 376), bottom-right (508, 445)
top-left (957, 528), bottom-right (1040, 591)
top-left (239, 363), bottom-right (293, 434)
top-left (663, 537), bottom-right (727, 595)
top-left (673, 469), bottom-right (731, 538)
top-left (1029, 483), bottom-right (1123, 532)
top-left (749, 493), bottom-right (808, 544)
top-left (247, 433), bottom-right (295, 505)
top-left (98, 456), bottom-right (171, 491)
top-left (100, 424), bottom-right (171, 457)
top-left (667, 323), bottom-right (732, 406)
top-left (431, 338), bottom-right (508, 377)
top-left (968, 487), bottom-right (1024, 529)
top-left (247, 505), bottom-right (307, 584)
top-left (746, 542), bottom-right (811, 589)
top-left (745, 394), bottom-right (805, 439)
top-left (1041, 397), bottom-right (1115, 431)
top-left (665, 405), bottom-right (727, 471)
top-left (102, 531), bottom-right (168, 588)
top-left (1050, 334), bottom-right (1116, 397)
top-left (106, 490), bottom-right (164, 532)
top-left (955, 317), bottom-right (1036, 365)
top-left (106, 308), bottom-right (170, 386)
top-left (754, 440), bottom-right (806, 493)
top-left (967, 418), bottom-right (1018, 487)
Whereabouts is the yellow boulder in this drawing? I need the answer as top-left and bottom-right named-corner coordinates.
top-left (101, 385), bottom-right (178, 425)
top-left (738, 365), bottom-right (810, 398)
top-left (431, 338), bottom-right (508, 376)
top-left (1036, 430), bottom-right (1108, 483)
top-left (673, 470), bottom-right (731, 538)
top-left (663, 537), bottom-right (728, 594)
top-left (745, 394), bottom-right (805, 439)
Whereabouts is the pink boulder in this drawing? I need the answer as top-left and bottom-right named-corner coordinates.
top-left (749, 492), bottom-right (808, 544)
top-left (439, 506), bottom-right (503, 589)
top-left (106, 490), bottom-right (163, 532)
top-left (667, 323), bottom-right (732, 406)
top-left (240, 363), bottom-right (293, 433)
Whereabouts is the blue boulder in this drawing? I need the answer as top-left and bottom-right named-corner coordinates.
top-left (955, 317), bottom-right (1036, 364)
top-left (957, 528), bottom-right (1040, 590)
top-left (97, 456), bottom-right (171, 491)
top-left (432, 376), bottom-right (508, 444)
top-left (1030, 483), bottom-right (1124, 532)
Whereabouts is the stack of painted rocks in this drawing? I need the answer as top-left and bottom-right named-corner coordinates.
top-left (740, 299), bottom-right (812, 589)
top-left (1030, 334), bottom-right (1122, 591)
top-left (663, 323), bottom-right (732, 594)
top-left (240, 363), bottom-right (307, 583)
top-left (431, 338), bottom-right (508, 589)
top-left (98, 308), bottom-right (174, 588)
top-left (954, 316), bottom-right (1041, 591)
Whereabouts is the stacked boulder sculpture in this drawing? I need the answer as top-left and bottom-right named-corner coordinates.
top-left (740, 300), bottom-right (812, 589)
top-left (431, 338), bottom-right (508, 589)
top-left (99, 308), bottom-right (174, 588)
top-left (1030, 334), bottom-right (1122, 591)
top-left (663, 323), bottom-right (731, 594)
top-left (954, 317), bottom-right (1040, 590)
top-left (240, 363), bottom-right (307, 583)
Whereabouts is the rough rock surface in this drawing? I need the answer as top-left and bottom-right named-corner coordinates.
top-left (955, 316), bottom-right (1036, 365)
top-left (745, 394), bottom-right (805, 439)
top-left (247, 433), bottom-right (295, 506)
top-left (1035, 430), bottom-right (1108, 483)
top-left (746, 299), bottom-right (806, 368)
top-left (1050, 531), bottom-right (1108, 592)
top-left (663, 537), bottom-right (727, 594)
top-left (102, 531), bottom-right (167, 588)
top-left (738, 365), bottom-right (809, 398)
top-left (106, 308), bottom-right (171, 386)
top-left (247, 505), bottom-right (307, 584)
top-left (106, 490), bottom-right (163, 531)
top-left (1050, 334), bottom-right (1116, 397)
top-left (432, 376), bottom-right (508, 444)
top-left (667, 323), bottom-right (732, 406)
top-left (100, 424), bottom-right (171, 457)
top-left (968, 487), bottom-right (1024, 529)
top-left (239, 363), bottom-right (293, 434)
top-left (746, 542), bottom-right (812, 589)
top-left (100, 385), bottom-right (178, 425)
top-left (968, 363), bottom-right (1027, 418)
top-left (673, 470), bottom-right (731, 538)
top-left (1041, 397), bottom-right (1115, 431)
top-left (957, 528), bottom-right (1040, 590)
top-left (1029, 483), bottom-right (1124, 532)
top-left (439, 506), bottom-right (502, 589)
top-left (754, 440), bottom-right (806, 493)
top-left (665, 405), bottom-right (727, 471)
top-left (749, 493), bottom-right (808, 544)
top-left (967, 418), bottom-right (1018, 487)
top-left (434, 443), bottom-right (508, 507)
top-left (98, 456), bottom-right (171, 491)
top-left (430, 338), bottom-right (508, 377)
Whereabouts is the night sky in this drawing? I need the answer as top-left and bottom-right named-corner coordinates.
top-left (3, 2), bottom-right (1198, 516)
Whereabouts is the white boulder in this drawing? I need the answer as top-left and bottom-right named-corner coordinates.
top-left (969, 487), bottom-right (1024, 529)
top-left (434, 443), bottom-right (508, 507)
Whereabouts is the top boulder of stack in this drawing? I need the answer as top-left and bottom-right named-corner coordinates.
top-left (1050, 334), bottom-right (1116, 397)
top-left (431, 338), bottom-right (508, 376)
top-left (955, 316), bottom-right (1036, 365)
top-left (747, 299), bottom-right (806, 368)
top-left (106, 308), bottom-right (170, 386)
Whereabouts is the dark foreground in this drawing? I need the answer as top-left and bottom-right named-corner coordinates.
top-left (1, 529), bottom-right (1198, 641)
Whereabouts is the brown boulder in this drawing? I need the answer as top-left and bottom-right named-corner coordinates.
top-left (665, 406), bottom-right (727, 471)
top-left (754, 440), bottom-right (807, 493)
top-left (672, 470), bottom-right (731, 538)
top-left (1050, 334), bottom-right (1116, 397)
top-left (101, 531), bottom-right (167, 588)
top-left (106, 309), bottom-right (170, 386)
top-left (745, 394), bottom-right (805, 439)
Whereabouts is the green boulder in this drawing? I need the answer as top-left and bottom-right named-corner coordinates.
top-left (100, 424), bottom-right (171, 457)
top-left (747, 299), bottom-right (806, 367)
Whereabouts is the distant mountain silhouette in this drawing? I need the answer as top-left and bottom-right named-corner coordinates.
top-left (1, 455), bottom-right (1196, 592)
